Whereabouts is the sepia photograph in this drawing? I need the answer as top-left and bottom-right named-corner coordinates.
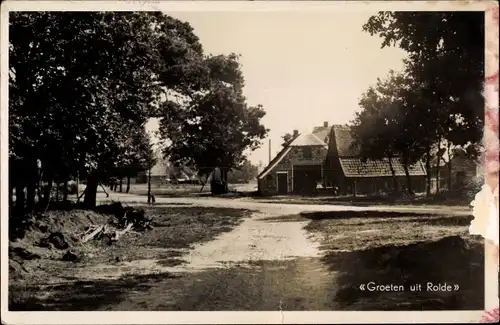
top-left (1, 0), bottom-right (498, 324)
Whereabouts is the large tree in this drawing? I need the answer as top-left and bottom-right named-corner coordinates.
top-left (9, 12), bottom-right (209, 211)
top-left (352, 70), bottom-right (439, 195)
top-left (158, 54), bottom-right (268, 194)
top-left (363, 11), bottom-right (484, 146)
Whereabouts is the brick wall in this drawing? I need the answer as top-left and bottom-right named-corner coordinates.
top-left (258, 145), bottom-right (328, 194)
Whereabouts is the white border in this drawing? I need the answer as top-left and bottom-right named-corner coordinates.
top-left (1, 1), bottom-right (496, 324)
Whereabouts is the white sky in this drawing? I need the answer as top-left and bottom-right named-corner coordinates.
top-left (146, 11), bottom-right (408, 166)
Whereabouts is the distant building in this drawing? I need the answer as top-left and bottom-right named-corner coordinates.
top-left (430, 148), bottom-right (481, 191)
top-left (257, 130), bottom-right (329, 195)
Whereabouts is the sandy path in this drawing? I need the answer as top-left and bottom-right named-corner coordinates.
top-left (182, 212), bottom-right (322, 269)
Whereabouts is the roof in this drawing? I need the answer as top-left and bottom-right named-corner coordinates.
top-left (289, 133), bottom-right (327, 147)
top-left (329, 125), bottom-right (359, 156)
top-left (258, 132), bottom-right (327, 179)
top-left (329, 125), bottom-right (427, 177)
top-left (339, 157), bottom-right (427, 178)
top-left (257, 146), bottom-right (292, 179)
top-left (312, 125), bottom-right (332, 143)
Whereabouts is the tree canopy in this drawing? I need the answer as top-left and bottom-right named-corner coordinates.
top-left (158, 53), bottom-right (268, 188)
top-left (9, 11), bottom-right (266, 212)
top-left (351, 11), bottom-right (484, 195)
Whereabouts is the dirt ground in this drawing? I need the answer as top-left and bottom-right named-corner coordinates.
top-left (9, 194), bottom-right (484, 311)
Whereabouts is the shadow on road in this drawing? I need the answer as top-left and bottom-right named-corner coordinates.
top-left (300, 210), bottom-right (472, 220)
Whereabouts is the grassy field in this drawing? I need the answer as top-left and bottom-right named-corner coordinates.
top-left (105, 182), bottom-right (258, 198)
top-left (249, 192), bottom-right (475, 210)
top-left (9, 205), bottom-right (253, 310)
top-left (300, 210), bottom-right (484, 310)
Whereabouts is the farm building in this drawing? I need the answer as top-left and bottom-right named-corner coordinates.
top-left (257, 130), bottom-right (329, 195)
top-left (430, 148), bottom-right (481, 192)
top-left (324, 125), bottom-right (428, 195)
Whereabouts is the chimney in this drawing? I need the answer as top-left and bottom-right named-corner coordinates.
top-left (323, 121), bottom-right (329, 128)
top-left (293, 130), bottom-right (299, 137)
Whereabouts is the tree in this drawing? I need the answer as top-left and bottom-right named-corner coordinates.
top-left (352, 71), bottom-right (405, 192)
top-left (354, 12), bottom-right (484, 196)
top-left (352, 70), bottom-right (437, 195)
top-left (281, 132), bottom-right (294, 148)
top-left (363, 11), bottom-right (484, 146)
top-left (9, 12), bottom-right (210, 212)
top-left (227, 160), bottom-right (259, 183)
top-left (159, 54), bottom-right (268, 194)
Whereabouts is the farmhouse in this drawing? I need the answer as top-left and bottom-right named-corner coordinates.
top-left (324, 125), bottom-right (427, 195)
top-left (430, 148), bottom-right (481, 192)
top-left (257, 130), bottom-right (329, 195)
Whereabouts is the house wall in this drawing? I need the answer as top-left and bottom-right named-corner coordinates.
top-left (258, 145), bottom-right (328, 195)
top-left (324, 156), bottom-right (427, 195)
top-left (431, 156), bottom-right (479, 191)
top-left (344, 176), bottom-right (426, 195)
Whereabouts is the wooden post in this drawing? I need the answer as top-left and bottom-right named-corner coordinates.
top-left (147, 168), bottom-right (152, 204)
top-left (353, 179), bottom-right (357, 197)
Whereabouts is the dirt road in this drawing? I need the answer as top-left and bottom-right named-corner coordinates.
top-left (88, 192), bottom-right (341, 311)
top-left (11, 191), bottom-right (481, 311)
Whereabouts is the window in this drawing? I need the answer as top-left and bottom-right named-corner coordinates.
top-left (303, 147), bottom-right (312, 159)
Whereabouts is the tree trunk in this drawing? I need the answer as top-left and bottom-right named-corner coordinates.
top-left (403, 162), bottom-right (414, 195)
top-left (119, 178), bottom-right (123, 192)
top-left (26, 159), bottom-right (37, 211)
top-left (55, 181), bottom-right (60, 202)
top-left (26, 178), bottom-right (36, 212)
top-left (447, 142), bottom-right (452, 191)
top-left (199, 174), bottom-right (208, 192)
top-left (40, 177), bottom-right (53, 212)
top-left (63, 177), bottom-right (69, 201)
top-left (425, 148), bottom-right (432, 197)
top-left (436, 162), bottom-right (441, 194)
top-left (387, 156), bottom-right (398, 191)
top-left (126, 176), bottom-right (131, 193)
top-left (222, 169), bottom-right (229, 193)
top-left (15, 180), bottom-right (25, 216)
top-left (147, 168), bottom-right (152, 204)
top-left (83, 175), bottom-right (98, 209)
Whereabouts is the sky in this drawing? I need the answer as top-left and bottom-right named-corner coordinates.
top-left (146, 10), bottom-right (408, 167)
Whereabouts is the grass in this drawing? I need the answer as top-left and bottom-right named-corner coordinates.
top-left (9, 203), bottom-right (484, 311)
top-left (9, 205), bottom-right (254, 311)
top-left (249, 192), bottom-right (475, 210)
top-left (301, 210), bottom-right (484, 310)
top-left (123, 182), bottom-right (258, 198)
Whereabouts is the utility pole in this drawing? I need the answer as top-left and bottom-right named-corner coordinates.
top-left (268, 139), bottom-right (271, 164)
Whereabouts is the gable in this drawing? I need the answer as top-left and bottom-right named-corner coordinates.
top-left (290, 133), bottom-right (327, 147)
top-left (312, 126), bottom-right (332, 143)
top-left (329, 125), bottom-right (359, 156)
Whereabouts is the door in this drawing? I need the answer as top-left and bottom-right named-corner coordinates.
top-left (277, 173), bottom-right (288, 194)
top-left (292, 165), bottom-right (322, 194)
